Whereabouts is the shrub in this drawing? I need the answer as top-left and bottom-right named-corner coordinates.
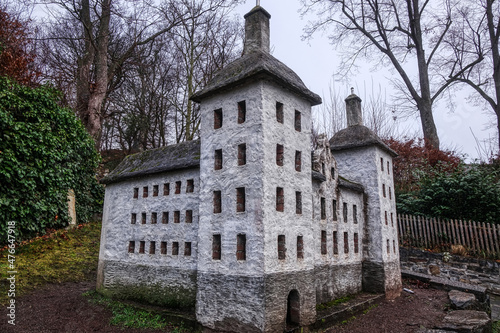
top-left (0, 77), bottom-right (103, 244)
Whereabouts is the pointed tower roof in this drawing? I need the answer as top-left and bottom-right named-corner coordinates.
top-left (190, 6), bottom-right (321, 106)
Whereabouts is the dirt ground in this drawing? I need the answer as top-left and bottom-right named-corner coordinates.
top-left (0, 279), bottom-right (449, 333)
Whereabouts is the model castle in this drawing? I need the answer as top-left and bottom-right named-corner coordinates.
top-left (97, 5), bottom-right (401, 332)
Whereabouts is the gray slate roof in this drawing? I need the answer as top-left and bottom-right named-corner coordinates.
top-left (329, 125), bottom-right (397, 157)
top-left (190, 50), bottom-right (322, 106)
top-left (100, 140), bottom-right (201, 185)
top-left (311, 171), bottom-right (327, 182)
top-left (338, 177), bottom-right (364, 193)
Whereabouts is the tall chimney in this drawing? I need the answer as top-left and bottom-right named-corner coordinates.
top-left (345, 88), bottom-right (363, 127)
top-left (243, 6), bottom-right (271, 54)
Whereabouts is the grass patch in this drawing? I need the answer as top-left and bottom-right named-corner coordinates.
top-left (83, 290), bottom-right (188, 332)
top-left (316, 295), bottom-right (355, 311)
top-left (493, 321), bottom-right (500, 333)
top-left (0, 222), bottom-right (101, 304)
top-left (363, 303), bottom-right (378, 314)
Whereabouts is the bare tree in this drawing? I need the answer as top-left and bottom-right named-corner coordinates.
top-left (302, 0), bottom-right (483, 150)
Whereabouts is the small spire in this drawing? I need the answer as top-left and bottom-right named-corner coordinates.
top-left (257, 0), bottom-right (260, 5)
top-left (351, 87), bottom-right (354, 95)
top-left (345, 90), bottom-right (363, 127)
top-left (243, 5), bottom-right (271, 54)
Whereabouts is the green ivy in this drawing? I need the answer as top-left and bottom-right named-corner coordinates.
top-left (0, 77), bottom-right (103, 244)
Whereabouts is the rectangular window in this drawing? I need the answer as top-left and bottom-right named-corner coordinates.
top-left (212, 234), bottom-right (221, 260)
top-left (276, 144), bottom-right (284, 166)
top-left (344, 232), bottom-right (349, 254)
top-left (133, 188), bottom-right (139, 199)
top-left (131, 213), bottom-right (137, 224)
top-left (214, 108), bottom-right (223, 129)
top-left (141, 212), bottom-right (146, 224)
top-left (387, 239), bottom-right (390, 254)
top-left (172, 242), bottom-right (179, 255)
top-left (332, 200), bottom-right (337, 221)
top-left (331, 167), bottom-right (335, 179)
top-left (278, 235), bottom-right (286, 260)
top-left (320, 197), bottom-right (326, 220)
top-left (295, 191), bottom-right (302, 214)
top-left (186, 210), bottom-right (193, 223)
top-left (184, 242), bottom-right (192, 256)
top-left (353, 205), bottom-right (358, 224)
top-left (385, 211), bottom-right (388, 225)
top-left (186, 179), bottom-right (194, 193)
top-left (161, 241), bottom-right (167, 255)
top-left (149, 241), bottom-right (156, 254)
top-left (295, 151), bottom-right (302, 172)
top-left (164, 183), bottom-right (170, 196)
top-left (322, 163), bottom-right (326, 175)
top-left (391, 212), bottom-right (394, 227)
top-left (297, 236), bottom-right (304, 259)
top-left (151, 212), bottom-right (157, 224)
top-left (354, 233), bottom-right (359, 253)
top-left (236, 234), bottom-right (246, 260)
top-left (238, 143), bottom-right (247, 166)
top-left (236, 187), bottom-right (246, 212)
top-left (162, 212), bottom-right (169, 224)
top-left (175, 181), bottom-right (181, 194)
top-left (393, 240), bottom-right (396, 253)
top-left (381, 157), bottom-right (384, 171)
top-left (128, 241), bottom-right (135, 253)
top-left (389, 187), bottom-right (392, 200)
top-left (343, 202), bottom-right (348, 223)
top-left (276, 187), bottom-right (284, 212)
top-left (382, 184), bottom-right (386, 198)
top-left (139, 241), bottom-right (145, 254)
top-left (276, 102), bottom-right (284, 123)
top-left (294, 110), bottom-right (301, 132)
top-left (174, 211), bottom-right (180, 223)
top-left (333, 231), bottom-right (338, 255)
top-left (238, 100), bottom-right (246, 124)
top-left (143, 186), bottom-right (148, 198)
top-left (153, 185), bottom-right (159, 197)
top-left (214, 191), bottom-right (222, 214)
top-left (214, 149), bottom-right (223, 170)
top-left (387, 161), bottom-right (390, 174)
top-left (321, 230), bottom-right (327, 255)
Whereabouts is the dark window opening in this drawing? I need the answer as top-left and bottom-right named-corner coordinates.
top-left (214, 108), bottom-right (223, 129)
top-left (214, 191), bottom-right (222, 214)
top-left (354, 233), bottom-right (359, 253)
top-left (174, 211), bottom-right (180, 223)
top-left (149, 241), bottom-right (156, 254)
top-left (297, 236), bottom-right (304, 259)
top-left (161, 241), bottom-right (167, 255)
top-left (276, 102), bottom-right (284, 123)
top-left (214, 149), bottom-right (223, 170)
top-left (162, 212), bottom-right (169, 224)
top-left (143, 186), bottom-right (148, 198)
top-left (353, 205), bottom-right (358, 224)
top-left (387, 161), bottom-right (390, 174)
top-left (343, 203), bottom-right (348, 223)
top-left (382, 184), bottom-right (386, 198)
top-left (212, 234), bottom-right (221, 260)
top-left (391, 212), bottom-right (394, 227)
top-left (278, 235), bottom-right (286, 260)
top-left (331, 167), bottom-right (335, 179)
top-left (164, 183), bottom-right (170, 196)
top-left (133, 188), bottom-right (139, 199)
top-left (238, 100), bottom-right (246, 124)
top-left (381, 157), bottom-right (384, 171)
top-left (184, 242), bottom-right (192, 256)
top-left (153, 185), bottom-right (159, 197)
top-left (236, 234), bottom-right (246, 260)
top-left (128, 241), bottom-right (135, 253)
top-left (332, 200), bottom-right (337, 221)
top-left (186, 179), bottom-right (194, 193)
top-left (141, 212), bottom-right (146, 224)
top-left (389, 187), bottom-right (392, 200)
top-left (344, 232), bottom-right (349, 254)
top-left (387, 239), bottom-right (390, 253)
top-left (294, 110), bottom-right (301, 132)
top-left (236, 187), bottom-right (245, 212)
top-left (333, 231), bottom-right (338, 255)
top-left (276, 144), bottom-right (284, 166)
top-left (320, 197), bottom-right (326, 220)
top-left (151, 212), bottom-right (157, 224)
top-left (276, 187), bottom-right (284, 212)
top-left (322, 163), bottom-right (325, 175)
top-left (131, 213), bottom-right (136, 224)
top-left (393, 240), bottom-right (396, 253)
top-left (296, 191), bottom-right (302, 215)
top-left (385, 211), bottom-right (388, 225)
top-left (139, 241), bottom-right (145, 254)
top-left (321, 230), bottom-right (327, 255)
top-left (186, 210), bottom-right (193, 223)
top-left (295, 151), bottom-right (302, 172)
top-left (172, 242), bottom-right (179, 255)
top-left (175, 181), bottom-right (181, 194)
top-left (238, 143), bottom-right (247, 166)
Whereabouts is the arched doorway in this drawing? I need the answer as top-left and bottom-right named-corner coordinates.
top-left (286, 289), bottom-right (300, 326)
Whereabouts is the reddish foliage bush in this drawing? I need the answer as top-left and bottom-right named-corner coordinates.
top-left (384, 138), bottom-right (462, 193)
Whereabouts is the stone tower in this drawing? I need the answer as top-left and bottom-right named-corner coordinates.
top-left (191, 5), bottom-right (321, 332)
top-left (329, 91), bottom-right (402, 299)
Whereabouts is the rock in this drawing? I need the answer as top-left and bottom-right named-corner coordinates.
top-left (429, 264), bottom-right (441, 276)
top-left (437, 310), bottom-right (491, 333)
top-left (449, 290), bottom-right (477, 310)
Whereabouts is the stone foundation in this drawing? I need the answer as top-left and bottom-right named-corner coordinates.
top-left (314, 263), bottom-right (363, 304)
top-left (362, 260), bottom-right (401, 299)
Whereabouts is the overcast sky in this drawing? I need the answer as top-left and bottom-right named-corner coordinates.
top-left (234, 1), bottom-right (497, 161)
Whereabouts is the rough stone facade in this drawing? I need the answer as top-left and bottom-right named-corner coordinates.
top-left (97, 5), bottom-right (402, 332)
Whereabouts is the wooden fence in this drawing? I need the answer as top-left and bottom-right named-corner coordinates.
top-left (397, 214), bottom-right (500, 257)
